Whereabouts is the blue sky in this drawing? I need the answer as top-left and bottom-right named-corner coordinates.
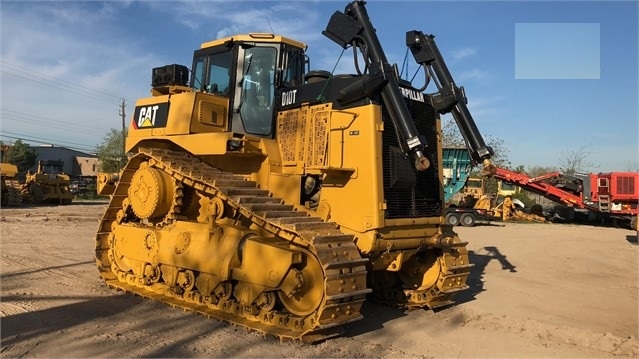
top-left (1, 0), bottom-right (637, 172)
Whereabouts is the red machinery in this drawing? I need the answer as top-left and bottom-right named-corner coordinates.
top-left (493, 167), bottom-right (638, 227)
top-left (588, 172), bottom-right (638, 216)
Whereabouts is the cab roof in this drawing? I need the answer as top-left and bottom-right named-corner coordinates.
top-left (200, 33), bottom-right (307, 51)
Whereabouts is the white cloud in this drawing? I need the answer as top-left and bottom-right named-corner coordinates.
top-left (465, 95), bottom-right (504, 119)
top-left (451, 47), bottom-right (477, 61)
top-left (0, 2), bottom-right (160, 152)
top-left (457, 68), bottom-right (490, 82)
top-left (147, 1), bottom-right (350, 73)
top-left (146, 1), bottom-right (324, 44)
top-left (0, 0), bottom-right (332, 152)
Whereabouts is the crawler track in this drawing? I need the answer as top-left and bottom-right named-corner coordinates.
top-left (370, 237), bottom-right (474, 310)
top-left (4, 181), bottom-right (22, 206)
top-left (95, 148), bottom-right (370, 341)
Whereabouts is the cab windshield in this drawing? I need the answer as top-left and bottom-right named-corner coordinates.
top-left (466, 179), bottom-right (483, 188)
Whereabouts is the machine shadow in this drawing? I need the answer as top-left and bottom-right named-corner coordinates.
top-left (0, 201), bottom-right (107, 210)
top-left (626, 234), bottom-right (638, 245)
top-left (0, 295), bottom-right (144, 346)
top-left (474, 222), bottom-right (506, 227)
top-left (451, 246), bottom-right (517, 306)
top-left (342, 300), bottom-right (407, 338)
top-left (344, 246), bottom-right (519, 337)
top-left (70, 201), bottom-right (110, 206)
top-left (1, 260), bottom-right (94, 279)
top-left (343, 245), bottom-right (520, 336)
top-left (345, 246), bottom-right (517, 337)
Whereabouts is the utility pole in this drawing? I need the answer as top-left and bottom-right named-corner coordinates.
top-left (119, 99), bottom-right (126, 156)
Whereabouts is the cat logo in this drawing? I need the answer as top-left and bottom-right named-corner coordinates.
top-left (138, 105), bottom-right (159, 127)
top-left (133, 102), bottom-right (169, 129)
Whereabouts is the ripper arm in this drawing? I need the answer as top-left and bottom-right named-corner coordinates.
top-left (322, 1), bottom-right (430, 171)
top-left (406, 30), bottom-right (495, 174)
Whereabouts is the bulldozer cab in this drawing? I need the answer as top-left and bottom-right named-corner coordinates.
top-left (0, 163), bottom-right (18, 178)
top-left (0, 163), bottom-right (21, 207)
top-left (464, 177), bottom-right (485, 199)
top-left (190, 34), bottom-right (306, 137)
top-left (37, 160), bottom-right (65, 175)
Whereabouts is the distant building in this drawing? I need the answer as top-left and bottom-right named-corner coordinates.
top-left (27, 145), bottom-right (97, 176)
top-left (74, 156), bottom-right (99, 177)
top-left (26, 145), bottom-right (100, 197)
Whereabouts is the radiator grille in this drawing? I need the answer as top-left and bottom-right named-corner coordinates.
top-left (382, 99), bottom-right (441, 218)
top-left (616, 176), bottom-right (636, 195)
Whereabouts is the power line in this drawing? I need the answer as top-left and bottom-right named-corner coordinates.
top-left (0, 130), bottom-right (95, 149)
top-left (0, 134), bottom-right (94, 154)
top-left (0, 60), bottom-right (124, 102)
top-left (0, 131), bottom-right (96, 153)
top-left (1, 69), bottom-right (123, 106)
top-left (1, 110), bottom-right (107, 137)
top-left (119, 100), bottom-right (126, 156)
top-left (0, 61), bottom-right (136, 107)
top-left (1, 116), bottom-right (105, 137)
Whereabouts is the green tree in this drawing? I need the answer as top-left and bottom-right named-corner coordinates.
top-left (513, 165), bottom-right (526, 173)
top-left (441, 117), bottom-right (511, 169)
top-left (512, 191), bottom-right (536, 207)
top-left (1, 139), bottom-right (38, 171)
top-left (441, 117), bottom-right (512, 196)
top-left (509, 164), bottom-right (564, 207)
top-left (526, 165), bottom-right (560, 177)
top-left (558, 144), bottom-right (598, 174)
top-left (95, 128), bottom-right (128, 172)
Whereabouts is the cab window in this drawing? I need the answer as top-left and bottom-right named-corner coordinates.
top-left (192, 56), bottom-right (206, 91)
top-left (192, 49), bottom-right (233, 95)
top-left (239, 46), bottom-right (277, 135)
top-left (208, 51), bottom-right (232, 95)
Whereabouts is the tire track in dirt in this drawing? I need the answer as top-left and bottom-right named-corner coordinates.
top-left (0, 300), bottom-right (43, 357)
top-left (445, 307), bottom-right (639, 357)
top-left (0, 302), bottom-right (31, 317)
top-left (1, 253), bottom-right (82, 281)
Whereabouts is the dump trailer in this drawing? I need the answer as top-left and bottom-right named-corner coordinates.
top-left (1, 163), bottom-right (22, 207)
top-left (95, 1), bottom-right (495, 341)
top-left (22, 160), bottom-right (73, 204)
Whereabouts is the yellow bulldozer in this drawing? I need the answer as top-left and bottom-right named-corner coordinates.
top-left (96, 1), bottom-right (496, 341)
top-left (22, 160), bottom-right (73, 205)
top-left (473, 194), bottom-right (546, 223)
top-left (1, 162), bottom-right (22, 207)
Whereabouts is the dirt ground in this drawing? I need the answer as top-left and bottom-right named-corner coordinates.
top-left (1, 201), bottom-right (637, 358)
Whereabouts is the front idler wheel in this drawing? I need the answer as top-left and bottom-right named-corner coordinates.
top-left (278, 254), bottom-right (324, 316)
